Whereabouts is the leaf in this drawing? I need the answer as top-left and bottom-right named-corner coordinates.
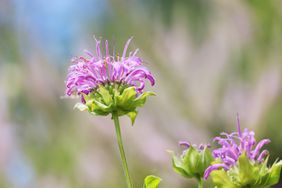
top-left (143, 175), bottom-right (161, 188)
top-left (73, 103), bottom-right (89, 111)
top-left (127, 111), bottom-right (138, 126)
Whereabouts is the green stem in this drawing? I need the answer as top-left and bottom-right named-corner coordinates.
top-left (112, 112), bottom-right (133, 188)
top-left (197, 178), bottom-right (203, 188)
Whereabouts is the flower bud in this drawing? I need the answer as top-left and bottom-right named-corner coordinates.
top-left (172, 142), bottom-right (213, 180)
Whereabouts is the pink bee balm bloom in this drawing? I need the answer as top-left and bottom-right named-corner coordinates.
top-left (204, 114), bottom-right (270, 180)
top-left (65, 37), bottom-right (155, 101)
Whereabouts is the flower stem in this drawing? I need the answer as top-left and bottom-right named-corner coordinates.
top-left (112, 112), bottom-right (133, 188)
top-left (197, 178), bottom-right (204, 188)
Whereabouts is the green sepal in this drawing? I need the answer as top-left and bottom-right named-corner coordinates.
top-left (199, 147), bottom-right (214, 177)
top-left (81, 92), bottom-right (92, 101)
top-left (183, 146), bottom-right (200, 175)
top-left (127, 110), bottom-right (138, 126)
top-left (237, 152), bottom-right (257, 185)
top-left (210, 169), bottom-right (239, 188)
top-left (92, 99), bottom-right (111, 111)
top-left (97, 85), bottom-right (113, 105)
top-left (116, 87), bottom-right (137, 111)
top-left (265, 160), bottom-right (282, 186)
top-left (86, 99), bottom-right (111, 115)
top-left (172, 155), bottom-right (193, 178)
top-left (254, 157), bottom-right (269, 186)
top-left (74, 85), bottom-right (155, 125)
top-left (133, 91), bottom-right (156, 107)
top-left (143, 175), bottom-right (161, 188)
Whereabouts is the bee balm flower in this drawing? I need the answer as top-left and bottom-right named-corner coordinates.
top-left (204, 115), bottom-right (282, 188)
top-left (65, 37), bottom-right (155, 124)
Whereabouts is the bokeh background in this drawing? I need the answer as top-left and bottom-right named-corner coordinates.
top-left (0, 0), bottom-right (282, 187)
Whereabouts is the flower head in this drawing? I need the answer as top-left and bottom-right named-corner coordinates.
top-left (65, 37), bottom-right (155, 124)
top-left (204, 114), bottom-right (282, 188)
top-left (204, 114), bottom-right (270, 180)
top-left (66, 37), bottom-right (155, 99)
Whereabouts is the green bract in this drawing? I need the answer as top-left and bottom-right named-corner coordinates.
top-left (143, 175), bottom-right (162, 188)
top-left (172, 146), bottom-right (213, 181)
top-left (210, 153), bottom-right (282, 188)
top-left (74, 84), bottom-right (155, 125)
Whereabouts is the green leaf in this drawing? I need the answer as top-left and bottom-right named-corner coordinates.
top-left (127, 111), bottom-right (138, 126)
top-left (97, 85), bottom-right (113, 105)
top-left (266, 160), bottom-right (282, 186)
top-left (73, 103), bottom-right (89, 111)
top-left (143, 175), bottom-right (161, 188)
